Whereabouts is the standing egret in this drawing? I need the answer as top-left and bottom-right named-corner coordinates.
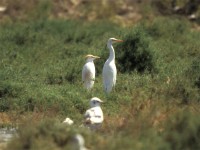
top-left (84, 97), bottom-right (104, 130)
top-left (82, 54), bottom-right (100, 90)
top-left (103, 38), bottom-right (123, 93)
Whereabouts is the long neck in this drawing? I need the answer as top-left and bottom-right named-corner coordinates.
top-left (107, 42), bottom-right (115, 61)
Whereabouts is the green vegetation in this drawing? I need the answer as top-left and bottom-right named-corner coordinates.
top-left (0, 17), bottom-right (199, 150)
top-left (0, 1), bottom-right (200, 149)
top-left (116, 26), bottom-right (155, 73)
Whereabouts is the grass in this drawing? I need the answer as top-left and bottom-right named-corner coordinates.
top-left (0, 15), bottom-right (199, 150)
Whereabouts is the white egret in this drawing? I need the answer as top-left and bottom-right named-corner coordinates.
top-left (82, 54), bottom-right (100, 90)
top-left (84, 97), bottom-right (104, 130)
top-left (103, 38), bottom-right (123, 93)
top-left (0, 6), bottom-right (6, 12)
top-left (73, 134), bottom-right (88, 150)
top-left (63, 117), bottom-right (74, 125)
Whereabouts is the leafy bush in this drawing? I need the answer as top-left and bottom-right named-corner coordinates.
top-left (116, 26), bottom-right (155, 73)
top-left (45, 73), bottom-right (64, 85)
top-left (0, 82), bottom-right (22, 99)
top-left (189, 57), bottom-right (200, 89)
top-left (165, 111), bottom-right (200, 150)
top-left (145, 17), bottom-right (189, 39)
top-left (0, 98), bottom-right (11, 112)
top-left (0, 82), bottom-right (24, 111)
top-left (6, 119), bottom-right (77, 150)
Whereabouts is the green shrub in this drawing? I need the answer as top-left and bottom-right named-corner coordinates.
top-left (64, 59), bottom-right (82, 83)
top-left (45, 73), bottom-right (64, 85)
top-left (116, 26), bottom-right (155, 73)
top-left (0, 82), bottom-right (24, 111)
top-left (6, 119), bottom-right (76, 150)
top-left (0, 82), bottom-right (22, 99)
top-left (188, 57), bottom-right (200, 89)
top-left (145, 17), bottom-right (189, 39)
top-left (165, 111), bottom-right (200, 150)
top-left (0, 98), bottom-right (11, 112)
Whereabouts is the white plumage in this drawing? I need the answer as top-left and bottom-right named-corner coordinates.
top-left (103, 38), bottom-right (123, 93)
top-left (0, 6), bottom-right (6, 12)
top-left (84, 97), bottom-right (104, 130)
top-left (82, 54), bottom-right (100, 90)
top-left (63, 117), bottom-right (74, 125)
top-left (73, 134), bottom-right (88, 150)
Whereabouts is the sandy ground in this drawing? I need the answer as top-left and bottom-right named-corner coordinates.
top-left (0, 143), bottom-right (7, 150)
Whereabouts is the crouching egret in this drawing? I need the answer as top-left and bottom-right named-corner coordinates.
top-left (84, 97), bottom-right (104, 130)
top-left (82, 54), bottom-right (100, 90)
top-left (103, 38), bottom-right (123, 93)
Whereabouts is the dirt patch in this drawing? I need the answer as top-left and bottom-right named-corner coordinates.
top-left (0, 142), bottom-right (7, 149)
top-left (0, 0), bottom-right (143, 26)
top-left (0, 113), bottom-right (11, 125)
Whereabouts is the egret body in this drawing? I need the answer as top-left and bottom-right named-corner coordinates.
top-left (84, 97), bottom-right (104, 130)
top-left (82, 54), bottom-right (100, 90)
top-left (103, 38), bottom-right (123, 93)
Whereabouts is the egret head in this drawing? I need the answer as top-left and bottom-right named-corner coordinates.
top-left (85, 54), bottom-right (100, 62)
top-left (90, 97), bottom-right (103, 107)
top-left (107, 38), bottom-right (123, 45)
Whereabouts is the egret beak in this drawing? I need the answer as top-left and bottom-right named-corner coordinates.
top-left (84, 54), bottom-right (100, 59)
top-left (114, 39), bottom-right (123, 42)
top-left (94, 56), bottom-right (100, 59)
top-left (95, 99), bottom-right (104, 103)
top-left (84, 54), bottom-right (92, 58)
top-left (99, 99), bottom-right (104, 103)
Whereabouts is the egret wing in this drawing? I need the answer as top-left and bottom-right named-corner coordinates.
top-left (84, 109), bottom-right (95, 119)
top-left (103, 62), bottom-right (117, 93)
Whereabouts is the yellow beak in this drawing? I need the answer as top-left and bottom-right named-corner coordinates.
top-left (84, 54), bottom-right (100, 59)
top-left (94, 56), bottom-right (100, 59)
top-left (114, 39), bottom-right (123, 42)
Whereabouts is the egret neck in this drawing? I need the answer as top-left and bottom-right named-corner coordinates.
top-left (107, 42), bottom-right (115, 62)
top-left (86, 58), bottom-right (95, 63)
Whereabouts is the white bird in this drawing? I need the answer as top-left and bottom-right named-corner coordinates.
top-left (72, 134), bottom-right (88, 150)
top-left (63, 117), bottom-right (74, 125)
top-left (84, 97), bottom-right (104, 130)
top-left (0, 6), bottom-right (6, 12)
top-left (82, 54), bottom-right (100, 90)
top-left (103, 38), bottom-right (123, 93)
top-left (188, 14), bottom-right (197, 21)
